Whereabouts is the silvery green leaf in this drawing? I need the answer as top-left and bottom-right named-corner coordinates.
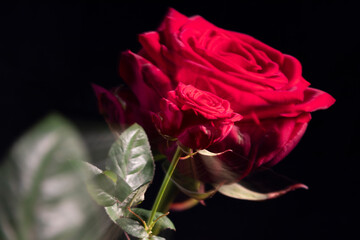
top-left (86, 124), bottom-right (156, 238)
top-left (107, 124), bottom-right (154, 191)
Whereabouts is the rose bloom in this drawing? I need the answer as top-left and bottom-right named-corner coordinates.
top-left (94, 9), bottom-right (335, 183)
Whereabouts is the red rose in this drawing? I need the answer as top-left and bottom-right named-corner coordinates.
top-left (152, 83), bottom-right (242, 149)
top-left (93, 8), bottom-right (335, 183)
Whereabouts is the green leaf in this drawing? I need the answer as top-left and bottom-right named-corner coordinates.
top-left (83, 162), bottom-right (134, 207)
top-left (86, 173), bottom-right (117, 206)
top-left (107, 207), bottom-right (175, 239)
top-left (0, 114), bottom-right (105, 240)
top-left (85, 124), bottom-right (157, 238)
top-left (217, 168), bottom-right (308, 201)
top-left (131, 208), bottom-right (175, 233)
top-left (114, 175), bottom-right (135, 203)
top-left (103, 170), bottom-right (117, 183)
top-left (104, 183), bottom-right (149, 223)
top-left (116, 218), bottom-right (148, 238)
top-left (107, 123), bottom-right (154, 191)
top-left (149, 236), bottom-right (166, 240)
top-left (104, 203), bottom-right (125, 223)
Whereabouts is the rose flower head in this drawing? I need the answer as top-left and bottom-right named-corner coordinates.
top-left (151, 83), bottom-right (243, 150)
top-left (93, 8), bottom-right (335, 183)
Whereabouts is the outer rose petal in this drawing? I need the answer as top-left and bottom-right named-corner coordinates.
top-left (92, 84), bottom-right (127, 132)
top-left (138, 31), bottom-right (172, 75)
top-left (174, 58), bottom-right (309, 114)
top-left (139, 8), bottom-right (332, 121)
top-left (294, 87), bottom-right (336, 112)
top-left (239, 115), bottom-right (309, 168)
top-left (119, 50), bottom-right (173, 111)
top-left (93, 84), bottom-right (162, 145)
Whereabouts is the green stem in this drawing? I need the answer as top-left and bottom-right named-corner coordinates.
top-left (147, 146), bottom-right (182, 229)
top-left (156, 180), bottom-right (179, 214)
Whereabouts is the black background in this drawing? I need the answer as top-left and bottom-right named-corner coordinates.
top-left (0, 1), bottom-right (358, 239)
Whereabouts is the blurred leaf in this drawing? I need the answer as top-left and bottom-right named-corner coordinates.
top-left (170, 197), bottom-right (199, 211)
top-left (0, 114), bottom-right (105, 240)
top-left (197, 152), bottom-right (239, 183)
top-left (163, 161), bottom-right (217, 200)
top-left (217, 168), bottom-right (308, 201)
top-left (107, 123), bottom-right (154, 191)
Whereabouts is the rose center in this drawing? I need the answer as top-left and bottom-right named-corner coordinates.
top-left (177, 84), bottom-right (232, 120)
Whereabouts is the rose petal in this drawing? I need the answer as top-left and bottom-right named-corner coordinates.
top-left (294, 87), bottom-right (336, 112)
top-left (138, 31), bottom-right (174, 76)
top-left (119, 51), bottom-right (163, 111)
top-left (92, 84), bottom-right (126, 132)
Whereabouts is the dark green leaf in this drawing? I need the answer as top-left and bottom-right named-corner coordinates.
top-left (107, 124), bottom-right (154, 191)
top-left (0, 114), bottom-right (105, 240)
